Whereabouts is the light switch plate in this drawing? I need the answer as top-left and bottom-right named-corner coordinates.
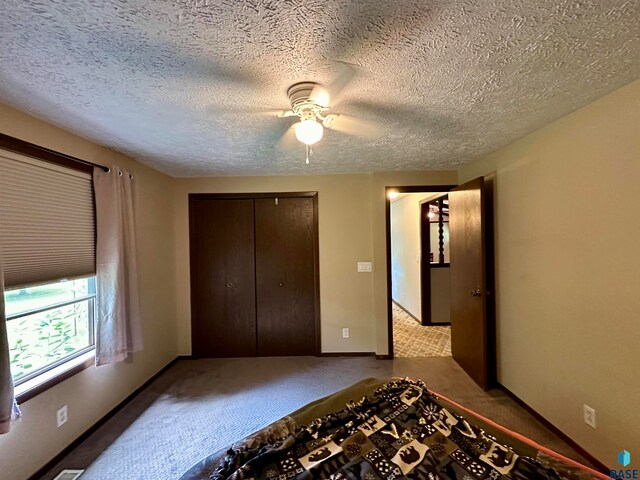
top-left (583, 404), bottom-right (596, 429)
top-left (357, 262), bottom-right (372, 272)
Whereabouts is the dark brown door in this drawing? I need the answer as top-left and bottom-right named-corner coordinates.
top-left (189, 198), bottom-right (257, 357)
top-left (255, 197), bottom-right (317, 355)
top-left (449, 177), bottom-right (494, 389)
top-left (419, 201), bottom-right (432, 325)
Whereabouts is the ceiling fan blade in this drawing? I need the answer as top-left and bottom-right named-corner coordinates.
top-left (309, 86), bottom-right (331, 109)
top-left (309, 61), bottom-right (356, 107)
top-left (278, 124), bottom-right (300, 151)
top-left (88, 28), bottom-right (257, 86)
top-left (210, 106), bottom-right (295, 117)
top-left (254, 109), bottom-right (296, 118)
top-left (323, 114), bottom-right (384, 140)
top-left (259, 109), bottom-right (296, 118)
top-left (343, 101), bottom-right (458, 130)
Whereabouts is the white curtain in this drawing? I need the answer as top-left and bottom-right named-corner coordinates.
top-left (94, 166), bottom-right (143, 366)
top-left (0, 251), bottom-right (21, 434)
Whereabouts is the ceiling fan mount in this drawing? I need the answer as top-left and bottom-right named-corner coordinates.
top-left (286, 82), bottom-right (329, 121)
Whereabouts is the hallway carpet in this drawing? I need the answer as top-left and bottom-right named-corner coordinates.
top-left (40, 357), bottom-right (590, 480)
top-left (392, 303), bottom-right (451, 357)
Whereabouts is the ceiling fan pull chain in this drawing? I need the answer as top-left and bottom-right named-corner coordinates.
top-left (306, 144), bottom-right (310, 165)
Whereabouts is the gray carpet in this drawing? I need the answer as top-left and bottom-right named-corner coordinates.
top-left (40, 357), bottom-right (589, 479)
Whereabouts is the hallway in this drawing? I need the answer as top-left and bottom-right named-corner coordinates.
top-left (392, 303), bottom-right (451, 357)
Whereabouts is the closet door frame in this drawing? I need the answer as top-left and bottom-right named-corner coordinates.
top-left (188, 192), bottom-right (321, 355)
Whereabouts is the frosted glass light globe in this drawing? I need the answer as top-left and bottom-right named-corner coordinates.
top-left (294, 119), bottom-right (323, 145)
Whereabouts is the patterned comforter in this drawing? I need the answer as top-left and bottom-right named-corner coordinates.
top-left (211, 378), bottom-right (562, 480)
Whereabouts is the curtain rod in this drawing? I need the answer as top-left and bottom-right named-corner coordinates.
top-left (0, 132), bottom-right (110, 173)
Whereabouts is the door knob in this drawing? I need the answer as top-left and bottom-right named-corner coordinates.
top-left (227, 282), bottom-right (232, 288)
top-left (279, 282), bottom-right (284, 287)
top-left (471, 288), bottom-right (482, 297)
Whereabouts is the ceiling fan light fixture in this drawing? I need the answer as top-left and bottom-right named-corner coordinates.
top-left (294, 118), bottom-right (323, 145)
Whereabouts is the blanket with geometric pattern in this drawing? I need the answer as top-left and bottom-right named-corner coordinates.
top-left (211, 378), bottom-right (562, 479)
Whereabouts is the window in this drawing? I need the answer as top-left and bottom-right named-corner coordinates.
top-left (5, 278), bottom-right (96, 385)
top-left (0, 137), bottom-right (97, 395)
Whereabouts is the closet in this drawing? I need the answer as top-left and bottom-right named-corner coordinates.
top-left (189, 193), bottom-right (319, 357)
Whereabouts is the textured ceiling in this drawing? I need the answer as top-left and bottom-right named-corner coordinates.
top-left (0, 1), bottom-right (638, 177)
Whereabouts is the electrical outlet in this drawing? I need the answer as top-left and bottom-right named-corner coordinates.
top-left (583, 404), bottom-right (596, 429)
top-left (57, 405), bottom-right (68, 427)
top-left (357, 262), bottom-right (372, 273)
top-left (342, 327), bottom-right (350, 339)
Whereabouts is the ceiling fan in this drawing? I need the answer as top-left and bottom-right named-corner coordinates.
top-left (230, 63), bottom-right (384, 164)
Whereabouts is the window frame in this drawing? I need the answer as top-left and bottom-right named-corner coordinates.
top-left (14, 351), bottom-right (94, 403)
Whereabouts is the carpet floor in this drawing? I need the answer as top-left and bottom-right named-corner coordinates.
top-left (392, 303), bottom-right (451, 357)
top-left (40, 357), bottom-right (590, 480)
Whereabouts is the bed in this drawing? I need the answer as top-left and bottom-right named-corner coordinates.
top-left (180, 378), bottom-right (606, 480)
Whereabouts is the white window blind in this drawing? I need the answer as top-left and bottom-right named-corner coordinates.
top-left (0, 149), bottom-right (95, 289)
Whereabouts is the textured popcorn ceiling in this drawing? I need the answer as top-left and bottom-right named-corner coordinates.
top-left (0, 1), bottom-right (638, 177)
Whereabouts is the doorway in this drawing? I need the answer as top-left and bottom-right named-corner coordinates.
top-left (388, 186), bottom-right (454, 358)
top-left (385, 180), bottom-right (496, 389)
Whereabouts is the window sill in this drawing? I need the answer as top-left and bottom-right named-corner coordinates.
top-left (15, 350), bottom-right (95, 404)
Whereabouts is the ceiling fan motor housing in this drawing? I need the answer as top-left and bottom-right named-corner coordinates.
top-left (287, 82), bottom-right (324, 118)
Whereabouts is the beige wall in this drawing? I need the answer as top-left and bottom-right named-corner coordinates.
top-left (174, 171), bottom-right (457, 355)
top-left (390, 193), bottom-right (431, 319)
top-left (0, 103), bottom-right (178, 480)
top-left (459, 79), bottom-right (640, 465)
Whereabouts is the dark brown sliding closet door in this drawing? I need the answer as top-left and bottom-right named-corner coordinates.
top-left (255, 197), bottom-right (317, 356)
top-left (190, 199), bottom-right (257, 357)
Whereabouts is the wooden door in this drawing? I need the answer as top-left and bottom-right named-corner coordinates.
top-left (189, 198), bottom-right (257, 357)
top-left (419, 201), bottom-right (432, 325)
top-left (255, 196), bottom-right (318, 355)
top-left (449, 177), bottom-right (494, 389)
